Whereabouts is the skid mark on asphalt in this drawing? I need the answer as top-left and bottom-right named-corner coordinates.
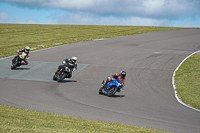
top-left (0, 59), bottom-right (89, 82)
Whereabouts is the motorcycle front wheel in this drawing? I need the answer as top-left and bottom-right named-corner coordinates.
top-left (11, 61), bottom-right (18, 69)
top-left (107, 86), bottom-right (118, 97)
top-left (57, 73), bottom-right (66, 82)
top-left (98, 87), bottom-right (104, 95)
top-left (53, 75), bottom-right (57, 81)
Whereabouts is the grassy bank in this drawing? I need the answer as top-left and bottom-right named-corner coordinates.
top-left (174, 53), bottom-right (200, 110)
top-left (0, 105), bottom-right (170, 133)
top-left (0, 23), bottom-right (184, 58)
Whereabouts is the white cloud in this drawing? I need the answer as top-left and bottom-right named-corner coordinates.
top-left (0, 12), bottom-right (11, 22)
top-left (1, 0), bottom-right (200, 19)
top-left (176, 20), bottom-right (200, 27)
top-left (15, 19), bottom-right (41, 24)
top-left (0, 0), bottom-right (200, 27)
top-left (177, 21), bottom-right (195, 27)
top-left (51, 11), bottom-right (172, 26)
top-left (0, 11), bottom-right (41, 24)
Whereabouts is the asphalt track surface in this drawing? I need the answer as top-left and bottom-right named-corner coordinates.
top-left (1, 29), bottom-right (200, 133)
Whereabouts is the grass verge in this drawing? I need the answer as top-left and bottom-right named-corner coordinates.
top-left (0, 105), bottom-right (170, 133)
top-left (0, 23), bottom-right (185, 58)
top-left (174, 53), bottom-right (200, 110)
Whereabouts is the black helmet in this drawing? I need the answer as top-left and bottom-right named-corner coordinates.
top-left (120, 71), bottom-right (126, 78)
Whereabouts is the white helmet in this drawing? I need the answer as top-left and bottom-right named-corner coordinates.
top-left (71, 56), bottom-right (77, 63)
top-left (25, 46), bottom-right (30, 53)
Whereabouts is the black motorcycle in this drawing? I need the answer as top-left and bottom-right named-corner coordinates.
top-left (11, 53), bottom-right (28, 69)
top-left (53, 65), bottom-right (72, 82)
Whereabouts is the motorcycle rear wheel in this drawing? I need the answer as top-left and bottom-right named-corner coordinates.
top-left (57, 73), bottom-right (66, 82)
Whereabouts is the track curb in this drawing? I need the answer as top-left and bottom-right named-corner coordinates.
top-left (172, 50), bottom-right (200, 112)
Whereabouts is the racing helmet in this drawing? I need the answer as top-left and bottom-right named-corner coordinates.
top-left (71, 56), bottom-right (77, 63)
top-left (25, 46), bottom-right (30, 53)
top-left (120, 71), bottom-right (126, 78)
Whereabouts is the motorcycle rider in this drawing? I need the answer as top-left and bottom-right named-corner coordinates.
top-left (55, 56), bottom-right (78, 78)
top-left (13, 46), bottom-right (30, 65)
top-left (102, 70), bottom-right (126, 92)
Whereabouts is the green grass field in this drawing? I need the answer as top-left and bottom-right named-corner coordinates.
top-left (0, 24), bottom-right (184, 58)
top-left (0, 105), bottom-right (169, 133)
top-left (174, 53), bottom-right (200, 110)
top-left (0, 23), bottom-right (199, 132)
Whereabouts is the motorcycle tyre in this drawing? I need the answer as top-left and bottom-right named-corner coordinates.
top-left (57, 73), bottom-right (66, 82)
top-left (99, 87), bottom-right (104, 95)
top-left (11, 61), bottom-right (18, 69)
top-left (53, 75), bottom-right (57, 81)
top-left (11, 65), bottom-right (16, 69)
top-left (107, 86), bottom-right (118, 97)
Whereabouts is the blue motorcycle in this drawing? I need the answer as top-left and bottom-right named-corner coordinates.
top-left (99, 77), bottom-right (124, 97)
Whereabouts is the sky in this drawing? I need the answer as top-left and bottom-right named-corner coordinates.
top-left (0, 0), bottom-right (200, 27)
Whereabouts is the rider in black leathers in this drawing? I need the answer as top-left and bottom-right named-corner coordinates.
top-left (55, 56), bottom-right (77, 78)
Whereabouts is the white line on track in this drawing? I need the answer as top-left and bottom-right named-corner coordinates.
top-left (172, 50), bottom-right (200, 112)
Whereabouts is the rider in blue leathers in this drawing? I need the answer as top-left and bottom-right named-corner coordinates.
top-left (102, 71), bottom-right (126, 92)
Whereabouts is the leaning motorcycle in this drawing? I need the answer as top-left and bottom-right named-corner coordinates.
top-left (99, 77), bottom-right (124, 97)
top-left (53, 60), bottom-right (72, 82)
top-left (11, 52), bottom-right (28, 69)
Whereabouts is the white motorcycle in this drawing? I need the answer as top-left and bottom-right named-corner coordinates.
top-left (11, 52), bottom-right (29, 69)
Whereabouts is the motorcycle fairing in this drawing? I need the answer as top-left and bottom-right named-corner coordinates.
top-left (107, 77), bottom-right (123, 89)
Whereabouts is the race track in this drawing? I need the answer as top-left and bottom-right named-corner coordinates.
top-left (1, 29), bottom-right (200, 133)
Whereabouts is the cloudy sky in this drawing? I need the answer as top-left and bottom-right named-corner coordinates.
top-left (0, 0), bottom-right (200, 27)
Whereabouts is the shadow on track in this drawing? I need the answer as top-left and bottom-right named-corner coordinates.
top-left (11, 68), bottom-right (30, 70)
top-left (112, 94), bottom-right (125, 98)
top-left (57, 80), bottom-right (77, 83)
top-left (99, 94), bottom-right (125, 98)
